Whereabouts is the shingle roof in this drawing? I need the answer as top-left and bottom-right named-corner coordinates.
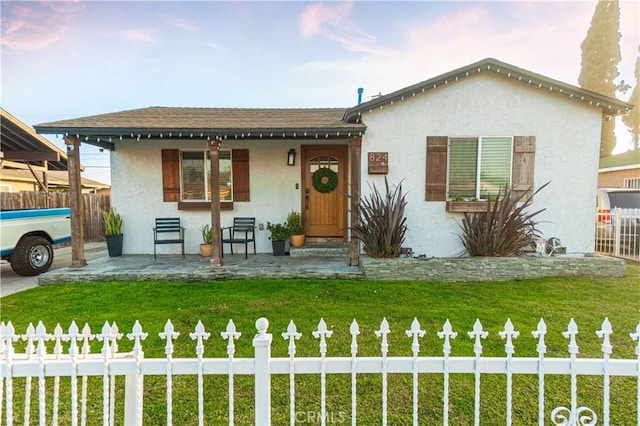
top-left (344, 58), bottom-right (633, 122)
top-left (33, 58), bottom-right (634, 151)
top-left (599, 149), bottom-right (640, 170)
top-left (34, 107), bottom-right (366, 149)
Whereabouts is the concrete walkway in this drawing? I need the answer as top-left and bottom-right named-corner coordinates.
top-left (1, 242), bottom-right (108, 297)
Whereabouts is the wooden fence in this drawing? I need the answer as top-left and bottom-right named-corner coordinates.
top-left (0, 191), bottom-right (110, 242)
top-left (1, 317), bottom-right (638, 425)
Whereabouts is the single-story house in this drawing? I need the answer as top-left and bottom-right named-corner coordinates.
top-left (598, 149), bottom-right (640, 188)
top-left (34, 58), bottom-right (632, 266)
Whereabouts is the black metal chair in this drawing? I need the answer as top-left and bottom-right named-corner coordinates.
top-left (153, 218), bottom-right (185, 260)
top-left (221, 217), bottom-right (256, 259)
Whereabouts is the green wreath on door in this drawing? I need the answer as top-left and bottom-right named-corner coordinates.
top-left (312, 167), bottom-right (338, 193)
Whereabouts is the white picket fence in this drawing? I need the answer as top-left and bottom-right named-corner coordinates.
top-left (1, 317), bottom-right (639, 426)
top-left (595, 207), bottom-right (640, 261)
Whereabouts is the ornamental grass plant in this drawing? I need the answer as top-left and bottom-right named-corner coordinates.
top-left (351, 177), bottom-right (407, 258)
top-left (459, 182), bottom-right (549, 256)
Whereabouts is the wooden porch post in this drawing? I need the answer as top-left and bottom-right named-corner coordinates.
top-left (208, 138), bottom-right (223, 266)
top-left (349, 136), bottom-right (362, 266)
top-left (63, 136), bottom-right (86, 268)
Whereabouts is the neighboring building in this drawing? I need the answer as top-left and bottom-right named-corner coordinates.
top-left (34, 58), bottom-right (632, 260)
top-left (598, 149), bottom-right (640, 188)
top-left (0, 169), bottom-right (110, 194)
top-left (1, 108), bottom-right (110, 194)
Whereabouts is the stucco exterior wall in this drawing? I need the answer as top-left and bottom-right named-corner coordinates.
top-left (111, 138), bottom-right (348, 255)
top-left (358, 73), bottom-right (602, 257)
top-left (111, 73), bottom-right (604, 258)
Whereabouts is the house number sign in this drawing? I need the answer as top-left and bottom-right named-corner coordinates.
top-left (368, 152), bottom-right (388, 174)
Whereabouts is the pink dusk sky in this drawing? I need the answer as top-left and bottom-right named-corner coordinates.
top-left (1, 0), bottom-right (638, 185)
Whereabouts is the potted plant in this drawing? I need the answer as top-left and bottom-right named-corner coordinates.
top-left (199, 224), bottom-right (213, 257)
top-left (287, 210), bottom-right (305, 247)
top-left (103, 208), bottom-right (123, 257)
top-left (267, 221), bottom-right (289, 256)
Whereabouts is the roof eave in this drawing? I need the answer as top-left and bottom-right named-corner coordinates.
top-left (35, 125), bottom-right (367, 149)
top-left (343, 58), bottom-right (632, 122)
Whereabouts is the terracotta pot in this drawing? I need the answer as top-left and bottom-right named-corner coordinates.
top-left (290, 234), bottom-right (305, 247)
top-left (200, 243), bottom-right (213, 257)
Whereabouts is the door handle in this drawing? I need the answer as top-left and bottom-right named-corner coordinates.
top-left (305, 188), bottom-right (309, 210)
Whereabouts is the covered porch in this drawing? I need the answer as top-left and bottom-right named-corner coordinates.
top-left (34, 107), bottom-right (367, 268)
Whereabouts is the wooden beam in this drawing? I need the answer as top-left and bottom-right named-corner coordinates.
top-left (26, 163), bottom-right (47, 192)
top-left (208, 138), bottom-right (223, 266)
top-left (1, 151), bottom-right (61, 161)
top-left (64, 136), bottom-right (87, 268)
top-left (0, 159), bottom-right (47, 171)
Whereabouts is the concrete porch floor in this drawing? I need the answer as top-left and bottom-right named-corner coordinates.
top-left (38, 246), bottom-right (363, 285)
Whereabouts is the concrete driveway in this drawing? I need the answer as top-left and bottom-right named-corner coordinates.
top-left (0, 242), bottom-right (107, 297)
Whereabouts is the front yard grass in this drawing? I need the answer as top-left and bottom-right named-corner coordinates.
top-left (1, 264), bottom-right (638, 425)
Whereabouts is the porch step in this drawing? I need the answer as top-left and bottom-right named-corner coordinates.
top-left (290, 242), bottom-right (350, 258)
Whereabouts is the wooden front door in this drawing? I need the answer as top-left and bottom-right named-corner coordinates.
top-left (302, 145), bottom-right (348, 239)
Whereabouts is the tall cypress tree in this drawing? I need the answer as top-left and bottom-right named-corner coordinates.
top-left (621, 57), bottom-right (639, 150)
top-left (578, 0), bottom-right (621, 158)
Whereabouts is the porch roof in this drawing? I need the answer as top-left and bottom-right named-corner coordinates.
top-left (1, 108), bottom-right (69, 171)
top-left (34, 107), bottom-right (366, 150)
top-left (343, 57), bottom-right (633, 122)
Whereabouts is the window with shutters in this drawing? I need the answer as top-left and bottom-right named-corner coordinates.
top-left (448, 136), bottom-right (512, 200)
top-left (181, 150), bottom-right (233, 202)
top-left (426, 136), bottom-right (535, 204)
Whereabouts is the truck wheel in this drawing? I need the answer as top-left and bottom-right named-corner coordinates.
top-left (10, 236), bottom-right (54, 276)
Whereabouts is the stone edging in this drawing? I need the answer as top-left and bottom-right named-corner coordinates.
top-left (359, 254), bottom-right (626, 282)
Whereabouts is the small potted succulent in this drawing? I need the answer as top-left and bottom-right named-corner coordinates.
top-left (199, 224), bottom-right (213, 257)
top-left (267, 221), bottom-right (289, 256)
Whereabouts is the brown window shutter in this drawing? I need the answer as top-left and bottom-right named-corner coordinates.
top-left (161, 149), bottom-right (180, 202)
top-left (425, 136), bottom-right (448, 201)
top-left (232, 149), bottom-right (250, 202)
top-left (512, 136), bottom-right (536, 199)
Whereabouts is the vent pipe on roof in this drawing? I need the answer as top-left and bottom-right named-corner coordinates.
top-left (357, 88), bottom-right (364, 105)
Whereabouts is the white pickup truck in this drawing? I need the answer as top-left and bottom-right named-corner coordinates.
top-left (0, 208), bottom-right (72, 276)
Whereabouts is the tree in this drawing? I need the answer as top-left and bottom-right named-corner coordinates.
top-left (578, 0), bottom-right (622, 157)
top-left (622, 56), bottom-right (640, 150)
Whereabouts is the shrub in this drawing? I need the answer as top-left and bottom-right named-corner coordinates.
top-left (459, 182), bottom-right (549, 256)
top-left (351, 177), bottom-right (407, 258)
top-left (286, 210), bottom-right (304, 235)
top-left (267, 222), bottom-right (290, 241)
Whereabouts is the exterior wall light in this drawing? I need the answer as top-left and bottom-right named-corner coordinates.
top-left (287, 149), bottom-right (296, 166)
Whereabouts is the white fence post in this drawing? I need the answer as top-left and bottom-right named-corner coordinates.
top-left (124, 321), bottom-right (147, 426)
top-left (613, 208), bottom-right (622, 257)
top-left (253, 318), bottom-right (272, 426)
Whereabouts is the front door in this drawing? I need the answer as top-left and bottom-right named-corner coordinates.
top-left (302, 145), bottom-right (348, 239)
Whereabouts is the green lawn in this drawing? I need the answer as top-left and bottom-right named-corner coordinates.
top-left (1, 264), bottom-right (639, 425)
